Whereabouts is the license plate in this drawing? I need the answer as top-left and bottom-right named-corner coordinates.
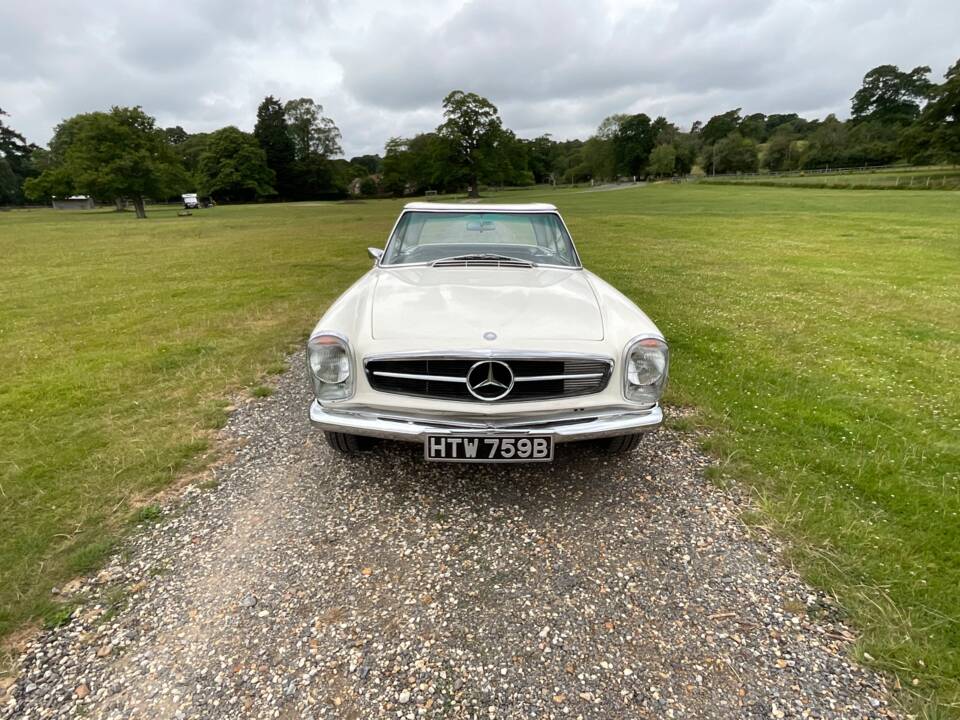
top-left (425, 435), bottom-right (554, 463)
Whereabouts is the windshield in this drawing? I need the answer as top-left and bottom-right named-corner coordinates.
top-left (381, 211), bottom-right (580, 267)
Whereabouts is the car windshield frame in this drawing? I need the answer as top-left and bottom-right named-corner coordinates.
top-left (380, 210), bottom-right (582, 269)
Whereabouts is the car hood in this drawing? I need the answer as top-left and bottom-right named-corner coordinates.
top-left (370, 266), bottom-right (604, 342)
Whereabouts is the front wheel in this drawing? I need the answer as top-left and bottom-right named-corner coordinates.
top-left (324, 431), bottom-right (375, 454)
top-left (601, 433), bottom-right (643, 455)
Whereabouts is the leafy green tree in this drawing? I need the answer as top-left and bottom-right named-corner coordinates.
top-left (0, 157), bottom-right (19, 203)
top-left (24, 106), bottom-right (185, 217)
top-left (710, 132), bottom-right (758, 174)
top-left (163, 126), bottom-right (189, 145)
top-left (701, 109), bottom-right (742, 145)
top-left (596, 114), bottom-right (628, 140)
top-left (438, 90), bottom-right (503, 197)
top-left (174, 132), bottom-right (211, 175)
top-left (651, 116), bottom-right (672, 141)
top-left (613, 113), bottom-right (655, 177)
top-left (800, 115), bottom-right (848, 168)
top-left (671, 133), bottom-right (698, 175)
top-left (896, 123), bottom-right (936, 165)
top-left (349, 154), bottom-right (382, 174)
top-left (647, 144), bottom-right (676, 177)
top-left (851, 64), bottom-right (933, 125)
top-left (579, 135), bottom-right (615, 181)
top-left (523, 135), bottom-right (560, 184)
top-left (648, 118), bottom-right (697, 176)
top-left (381, 133), bottom-right (456, 196)
top-left (486, 129), bottom-right (531, 187)
top-left (843, 120), bottom-right (898, 166)
top-left (284, 98), bottom-right (342, 160)
top-left (197, 126), bottom-right (275, 202)
top-left (763, 129), bottom-right (799, 171)
top-left (253, 96), bottom-right (296, 198)
top-left (380, 137), bottom-right (412, 195)
top-left (651, 117), bottom-right (679, 144)
top-left (289, 153), bottom-right (347, 200)
top-left (765, 113), bottom-right (811, 136)
top-left (920, 58), bottom-right (960, 163)
top-left (551, 138), bottom-right (586, 182)
top-left (739, 113), bottom-right (767, 142)
top-left (0, 108), bottom-right (39, 204)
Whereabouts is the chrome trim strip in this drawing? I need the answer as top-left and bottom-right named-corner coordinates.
top-left (372, 371), bottom-right (605, 384)
top-left (431, 257), bottom-right (535, 269)
top-left (364, 354), bottom-right (614, 403)
top-left (364, 351), bottom-right (614, 365)
top-left (380, 260), bottom-right (581, 270)
top-left (310, 401), bottom-right (662, 443)
top-left (513, 373), bottom-right (604, 382)
top-left (318, 404), bottom-right (650, 426)
top-left (372, 370), bottom-right (466, 383)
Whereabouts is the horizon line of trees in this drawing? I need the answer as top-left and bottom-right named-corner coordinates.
top-left (1, 58), bottom-right (957, 214)
top-left (380, 60), bottom-right (960, 194)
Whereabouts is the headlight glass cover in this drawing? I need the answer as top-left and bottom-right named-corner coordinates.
top-left (623, 337), bottom-right (669, 404)
top-left (306, 333), bottom-right (354, 401)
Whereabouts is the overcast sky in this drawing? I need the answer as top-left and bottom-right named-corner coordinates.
top-left (2, 0), bottom-right (958, 157)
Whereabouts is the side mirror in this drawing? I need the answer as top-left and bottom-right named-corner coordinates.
top-left (367, 247), bottom-right (384, 262)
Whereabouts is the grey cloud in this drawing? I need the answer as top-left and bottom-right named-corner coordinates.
top-left (2, 0), bottom-right (959, 156)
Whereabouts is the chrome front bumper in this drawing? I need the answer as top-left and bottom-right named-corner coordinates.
top-left (309, 402), bottom-right (663, 443)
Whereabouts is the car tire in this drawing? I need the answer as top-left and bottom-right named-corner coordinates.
top-left (324, 431), bottom-right (374, 454)
top-left (602, 433), bottom-right (643, 454)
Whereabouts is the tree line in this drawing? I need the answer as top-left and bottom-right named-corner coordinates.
top-left (1, 59), bottom-right (957, 214)
top-left (10, 97), bottom-right (367, 217)
top-left (383, 61), bottom-right (960, 193)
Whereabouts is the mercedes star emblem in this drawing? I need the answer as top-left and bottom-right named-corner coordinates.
top-left (466, 360), bottom-right (514, 401)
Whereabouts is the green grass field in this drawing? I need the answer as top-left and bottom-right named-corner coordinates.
top-left (700, 165), bottom-right (960, 190)
top-left (1, 186), bottom-right (958, 714)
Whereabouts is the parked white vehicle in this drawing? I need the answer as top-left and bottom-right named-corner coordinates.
top-left (306, 203), bottom-right (668, 462)
top-left (182, 193), bottom-right (200, 209)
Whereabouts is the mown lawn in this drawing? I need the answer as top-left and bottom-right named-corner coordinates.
top-left (701, 165), bottom-right (960, 190)
top-left (1, 186), bottom-right (958, 714)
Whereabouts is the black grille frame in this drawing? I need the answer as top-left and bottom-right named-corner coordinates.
top-left (364, 355), bottom-right (613, 403)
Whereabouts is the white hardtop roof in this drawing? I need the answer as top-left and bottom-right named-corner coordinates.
top-left (403, 202), bottom-right (557, 212)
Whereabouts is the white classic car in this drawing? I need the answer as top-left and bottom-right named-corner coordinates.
top-left (306, 202), bottom-right (668, 462)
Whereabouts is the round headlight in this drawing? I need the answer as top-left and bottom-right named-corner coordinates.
top-left (306, 333), bottom-right (354, 401)
top-left (310, 341), bottom-right (350, 384)
top-left (627, 345), bottom-right (666, 385)
top-left (623, 337), bottom-right (668, 403)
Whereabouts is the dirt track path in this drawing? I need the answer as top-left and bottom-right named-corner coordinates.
top-left (3, 361), bottom-right (896, 719)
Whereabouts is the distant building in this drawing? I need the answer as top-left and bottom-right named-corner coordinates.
top-left (52, 196), bottom-right (95, 210)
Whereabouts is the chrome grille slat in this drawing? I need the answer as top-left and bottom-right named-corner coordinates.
top-left (365, 356), bottom-right (612, 402)
top-left (432, 259), bottom-right (533, 269)
top-left (372, 370), bottom-right (467, 383)
top-left (513, 373), bottom-right (604, 382)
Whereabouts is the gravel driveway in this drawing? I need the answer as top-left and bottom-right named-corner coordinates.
top-left (3, 361), bottom-right (896, 719)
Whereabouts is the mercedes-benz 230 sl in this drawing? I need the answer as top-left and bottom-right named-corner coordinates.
top-left (306, 202), bottom-right (668, 462)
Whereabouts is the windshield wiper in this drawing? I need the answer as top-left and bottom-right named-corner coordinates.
top-left (431, 253), bottom-right (536, 267)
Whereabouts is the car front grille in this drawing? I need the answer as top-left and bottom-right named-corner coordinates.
top-left (364, 356), bottom-right (613, 403)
